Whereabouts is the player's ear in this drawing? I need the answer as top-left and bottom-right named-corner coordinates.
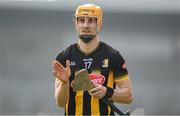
top-left (73, 17), bottom-right (79, 31)
top-left (73, 15), bottom-right (76, 22)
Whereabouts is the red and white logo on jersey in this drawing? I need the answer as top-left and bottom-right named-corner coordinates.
top-left (89, 74), bottom-right (105, 85)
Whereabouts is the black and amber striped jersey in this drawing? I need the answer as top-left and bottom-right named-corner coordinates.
top-left (56, 41), bottom-right (129, 115)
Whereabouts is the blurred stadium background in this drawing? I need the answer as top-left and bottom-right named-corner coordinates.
top-left (0, 0), bottom-right (180, 115)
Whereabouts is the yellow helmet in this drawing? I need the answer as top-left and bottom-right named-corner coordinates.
top-left (74, 4), bottom-right (103, 29)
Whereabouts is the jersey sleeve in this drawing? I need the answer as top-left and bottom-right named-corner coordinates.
top-left (112, 51), bottom-right (129, 83)
top-left (55, 48), bottom-right (69, 67)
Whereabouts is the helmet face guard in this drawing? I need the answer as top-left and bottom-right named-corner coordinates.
top-left (74, 4), bottom-right (103, 43)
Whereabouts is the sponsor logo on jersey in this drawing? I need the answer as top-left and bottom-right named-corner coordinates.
top-left (83, 58), bottom-right (93, 69)
top-left (89, 74), bottom-right (105, 85)
top-left (70, 61), bottom-right (76, 66)
top-left (83, 58), bottom-right (93, 62)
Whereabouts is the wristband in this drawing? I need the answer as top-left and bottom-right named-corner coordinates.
top-left (105, 87), bottom-right (114, 98)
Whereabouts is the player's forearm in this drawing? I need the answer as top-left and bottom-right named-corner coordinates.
top-left (111, 88), bottom-right (133, 104)
top-left (55, 81), bottom-right (69, 107)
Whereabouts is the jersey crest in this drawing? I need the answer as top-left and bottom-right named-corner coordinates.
top-left (102, 59), bottom-right (109, 68)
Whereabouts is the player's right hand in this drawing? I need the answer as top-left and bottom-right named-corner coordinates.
top-left (52, 60), bottom-right (71, 84)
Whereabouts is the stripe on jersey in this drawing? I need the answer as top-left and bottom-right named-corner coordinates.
top-left (83, 92), bottom-right (91, 115)
top-left (75, 91), bottom-right (83, 115)
top-left (91, 97), bottom-right (100, 115)
top-left (91, 70), bottom-right (100, 115)
top-left (107, 71), bottom-right (114, 114)
top-left (114, 75), bottom-right (129, 83)
top-left (107, 71), bottom-right (114, 88)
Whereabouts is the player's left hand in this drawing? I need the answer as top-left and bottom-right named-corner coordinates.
top-left (88, 84), bottom-right (107, 99)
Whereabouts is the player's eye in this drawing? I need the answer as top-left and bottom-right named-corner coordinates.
top-left (78, 18), bottom-right (85, 23)
top-left (88, 18), bottom-right (93, 23)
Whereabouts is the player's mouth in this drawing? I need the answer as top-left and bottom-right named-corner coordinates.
top-left (82, 30), bottom-right (91, 32)
top-left (81, 30), bottom-right (92, 34)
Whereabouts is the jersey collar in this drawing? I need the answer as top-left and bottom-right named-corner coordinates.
top-left (76, 41), bottom-right (101, 56)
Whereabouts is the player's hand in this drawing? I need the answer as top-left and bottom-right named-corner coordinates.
top-left (88, 84), bottom-right (107, 99)
top-left (52, 60), bottom-right (71, 84)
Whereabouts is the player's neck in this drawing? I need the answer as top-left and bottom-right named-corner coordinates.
top-left (77, 36), bottom-right (100, 54)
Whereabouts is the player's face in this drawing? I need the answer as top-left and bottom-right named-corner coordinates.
top-left (76, 17), bottom-right (98, 36)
